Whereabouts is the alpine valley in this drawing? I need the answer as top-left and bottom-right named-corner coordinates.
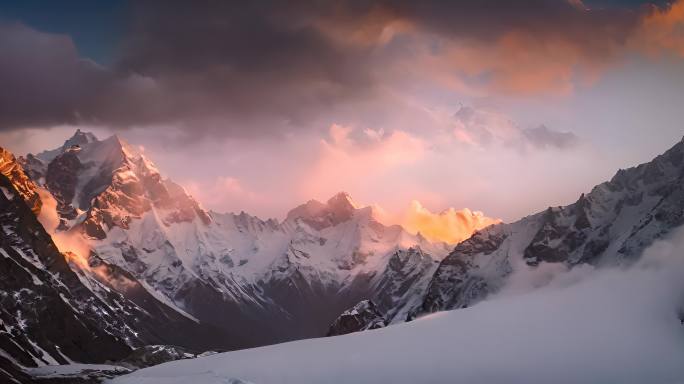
top-left (2, 130), bottom-right (684, 383)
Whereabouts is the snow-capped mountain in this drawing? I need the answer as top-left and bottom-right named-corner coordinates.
top-left (415, 136), bottom-right (684, 316)
top-left (18, 130), bottom-right (452, 348)
top-left (110, 231), bottom-right (684, 384)
top-left (5, 131), bottom-right (684, 382)
top-left (1, 148), bottom-right (41, 215)
top-left (0, 147), bottom-right (225, 383)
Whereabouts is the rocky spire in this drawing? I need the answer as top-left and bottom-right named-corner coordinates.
top-left (0, 146), bottom-right (42, 215)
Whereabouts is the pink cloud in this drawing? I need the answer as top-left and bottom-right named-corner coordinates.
top-left (184, 176), bottom-right (263, 214)
top-left (300, 124), bottom-right (426, 200)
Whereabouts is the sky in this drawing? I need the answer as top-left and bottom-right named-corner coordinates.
top-left (1, 0), bottom-right (684, 224)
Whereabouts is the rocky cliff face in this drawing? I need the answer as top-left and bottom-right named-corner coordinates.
top-left (118, 345), bottom-right (206, 369)
top-left (0, 169), bottom-right (130, 382)
top-left (23, 132), bottom-right (211, 239)
top-left (367, 247), bottom-right (439, 322)
top-left (1, 147), bottom-right (42, 215)
top-left (327, 300), bottom-right (387, 336)
top-left (417, 137), bottom-right (684, 317)
top-left (0, 148), bottom-right (228, 383)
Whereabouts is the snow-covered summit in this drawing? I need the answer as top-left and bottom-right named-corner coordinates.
top-left (18, 131), bottom-right (451, 349)
top-left (34, 128), bottom-right (99, 163)
top-left (23, 130), bottom-right (211, 236)
top-left (285, 191), bottom-right (360, 230)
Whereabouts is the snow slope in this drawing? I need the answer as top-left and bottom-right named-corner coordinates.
top-left (110, 228), bottom-right (684, 384)
top-left (417, 136), bottom-right (684, 316)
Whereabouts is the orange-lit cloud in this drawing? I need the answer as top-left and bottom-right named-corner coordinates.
top-left (632, 1), bottom-right (684, 57)
top-left (378, 200), bottom-right (500, 244)
top-left (392, 24), bottom-right (625, 97)
top-left (312, 1), bottom-right (684, 97)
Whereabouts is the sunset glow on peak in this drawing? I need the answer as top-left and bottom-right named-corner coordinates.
top-left (2, 1), bottom-right (684, 382)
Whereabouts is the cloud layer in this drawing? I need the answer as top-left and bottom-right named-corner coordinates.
top-left (393, 200), bottom-right (500, 244)
top-left (3, 1), bottom-right (683, 223)
top-left (2, 1), bottom-right (684, 135)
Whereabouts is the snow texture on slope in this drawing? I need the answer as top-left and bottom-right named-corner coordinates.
top-left (110, 227), bottom-right (684, 384)
top-left (418, 136), bottom-right (684, 316)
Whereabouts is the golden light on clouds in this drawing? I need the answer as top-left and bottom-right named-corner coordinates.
top-left (400, 200), bottom-right (500, 244)
top-left (375, 200), bottom-right (500, 244)
top-left (633, 0), bottom-right (684, 57)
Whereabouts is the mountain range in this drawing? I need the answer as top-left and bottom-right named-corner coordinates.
top-left (1, 130), bottom-right (683, 383)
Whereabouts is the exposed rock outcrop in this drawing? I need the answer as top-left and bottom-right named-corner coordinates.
top-left (327, 300), bottom-right (388, 336)
top-left (0, 147), bottom-right (42, 215)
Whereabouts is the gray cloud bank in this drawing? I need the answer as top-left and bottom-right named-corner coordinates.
top-left (0, 1), bottom-right (677, 137)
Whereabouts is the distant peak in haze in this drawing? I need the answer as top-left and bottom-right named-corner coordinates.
top-left (326, 191), bottom-right (358, 210)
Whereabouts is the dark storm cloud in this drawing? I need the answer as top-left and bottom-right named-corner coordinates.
top-left (0, 22), bottom-right (111, 128)
top-left (388, 0), bottom-right (640, 39)
top-left (0, 0), bottom-right (676, 135)
top-left (106, 1), bottom-right (380, 135)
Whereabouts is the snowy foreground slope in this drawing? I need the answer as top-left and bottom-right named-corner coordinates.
top-left (111, 230), bottom-right (684, 384)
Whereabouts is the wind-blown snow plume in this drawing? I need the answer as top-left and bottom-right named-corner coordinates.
top-left (37, 188), bottom-right (136, 292)
top-left (36, 188), bottom-right (91, 270)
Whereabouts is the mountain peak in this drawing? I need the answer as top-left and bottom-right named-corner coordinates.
top-left (326, 191), bottom-right (358, 210)
top-left (285, 192), bottom-right (360, 230)
top-left (65, 129), bottom-right (98, 147)
top-left (0, 146), bottom-right (42, 215)
top-left (34, 129), bottom-right (100, 162)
